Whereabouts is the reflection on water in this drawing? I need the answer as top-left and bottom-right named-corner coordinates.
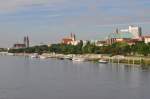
top-left (140, 65), bottom-right (150, 71)
top-left (0, 56), bottom-right (150, 99)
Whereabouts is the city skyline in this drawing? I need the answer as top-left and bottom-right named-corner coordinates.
top-left (0, 0), bottom-right (150, 47)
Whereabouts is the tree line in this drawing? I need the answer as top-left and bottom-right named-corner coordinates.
top-left (0, 48), bottom-right (8, 52)
top-left (8, 41), bottom-right (150, 56)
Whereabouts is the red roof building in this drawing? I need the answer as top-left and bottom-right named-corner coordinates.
top-left (62, 38), bottom-right (73, 45)
top-left (61, 33), bottom-right (76, 45)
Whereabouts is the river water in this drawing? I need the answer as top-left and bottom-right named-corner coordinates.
top-left (0, 56), bottom-right (150, 99)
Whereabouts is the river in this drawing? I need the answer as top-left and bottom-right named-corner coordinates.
top-left (0, 56), bottom-right (150, 99)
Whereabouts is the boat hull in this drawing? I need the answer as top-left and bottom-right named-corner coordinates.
top-left (72, 58), bottom-right (86, 62)
top-left (98, 60), bottom-right (108, 64)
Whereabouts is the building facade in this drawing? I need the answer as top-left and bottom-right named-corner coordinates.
top-left (13, 44), bottom-right (26, 49)
top-left (143, 36), bottom-right (150, 44)
top-left (107, 25), bottom-right (143, 45)
top-left (61, 33), bottom-right (76, 45)
top-left (13, 36), bottom-right (30, 49)
top-left (120, 25), bottom-right (142, 39)
top-left (24, 36), bottom-right (29, 48)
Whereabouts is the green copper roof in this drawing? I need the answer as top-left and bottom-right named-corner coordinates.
top-left (108, 32), bottom-right (133, 39)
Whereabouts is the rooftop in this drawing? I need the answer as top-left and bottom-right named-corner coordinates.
top-left (108, 32), bottom-right (133, 39)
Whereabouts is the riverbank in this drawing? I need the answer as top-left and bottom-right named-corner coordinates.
top-left (40, 53), bottom-right (150, 66)
top-left (1, 52), bottom-right (150, 66)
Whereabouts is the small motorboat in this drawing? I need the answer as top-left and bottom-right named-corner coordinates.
top-left (64, 55), bottom-right (72, 60)
top-left (31, 53), bottom-right (39, 58)
top-left (72, 57), bottom-right (86, 62)
top-left (39, 55), bottom-right (48, 59)
top-left (98, 59), bottom-right (108, 64)
top-left (7, 53), bottom-right (14, 56)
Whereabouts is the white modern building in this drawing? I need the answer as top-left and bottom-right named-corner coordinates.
top-left (120, 25), bottom-right (142, 39)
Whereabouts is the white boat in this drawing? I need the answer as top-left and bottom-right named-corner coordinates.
top-left (64, 55), bottom-right (72, 60)
top-left (31, 53), bottom-right (39, 58)
top-left (98, 59), bottom-right (108, 64)
top-left (72, 57), bottom-right (86, 62)
top-left (7, 53), bottom-right (14, 56)
top-left (39, 55), bottom-right (48, 59)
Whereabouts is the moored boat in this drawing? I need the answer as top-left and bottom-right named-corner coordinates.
top-left (7, 53), bottom-right (14, 56)
top-left (98, 59), bottom-right (108, 64)
top-left (72, 57), bottom-right (86, 62)
top-left (39, 55), bottom-right (48, 59)
top-left (64, 55), bottom-right (72, 60)
top-left (31, 53), bottom-right (39, 58)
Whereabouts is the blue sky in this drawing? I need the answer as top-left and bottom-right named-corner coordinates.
top-left (0, 0), bottom-right (150, 47)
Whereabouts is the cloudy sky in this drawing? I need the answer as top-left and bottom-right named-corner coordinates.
top-left (0, 0), bottom-right (150, 47)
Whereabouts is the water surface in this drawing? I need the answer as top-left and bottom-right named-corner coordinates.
top-left (0, 56), bottom-right (150, 99)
